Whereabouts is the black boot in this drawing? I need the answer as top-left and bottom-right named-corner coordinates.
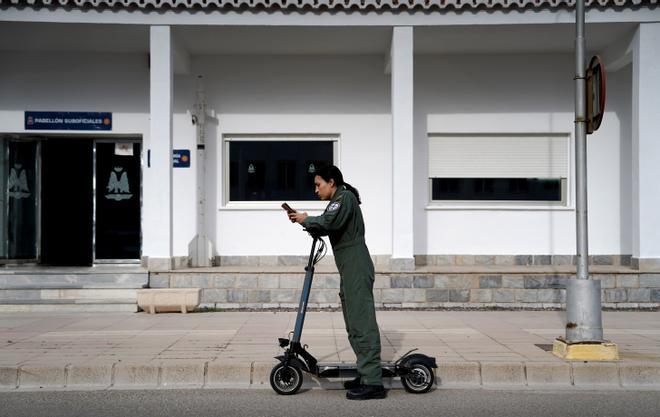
top-left (346, 384), bottom-right (387, 400)
top-left (343, 377), bottom-right (362, 390)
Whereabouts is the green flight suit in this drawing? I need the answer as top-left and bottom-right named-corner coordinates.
top-left (303, 186), bottom-right (382, 386)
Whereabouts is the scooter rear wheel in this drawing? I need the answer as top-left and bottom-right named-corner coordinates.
top-left (401, 361), bottom-right (435, 394)
top-left (270, 363), bottom-right (303, 395)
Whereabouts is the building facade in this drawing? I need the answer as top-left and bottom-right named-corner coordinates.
top-left (1, 0), bottom-right (659, 310)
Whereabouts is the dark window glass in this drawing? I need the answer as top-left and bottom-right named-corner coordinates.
top-left (229, 141), bottom-right (333, 201)
top-left (432, 178), bottom-right (562, 201)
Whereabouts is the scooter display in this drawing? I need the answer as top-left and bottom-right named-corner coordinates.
top-left (269, 229), bottom-right (437, 395)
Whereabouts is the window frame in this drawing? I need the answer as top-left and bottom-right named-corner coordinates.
top-left (222, 134), bottom-right (339, 209)
top-left (426, 133), bottom-right (572, 210)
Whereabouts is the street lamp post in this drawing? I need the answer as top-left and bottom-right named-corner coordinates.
top-left (553, 0), bottom-right (618, 360)
top-left (566, 0), bottom-right (604, 343)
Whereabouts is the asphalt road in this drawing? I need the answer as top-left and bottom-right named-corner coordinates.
top-left (1, 388), bottom-right (659, 417)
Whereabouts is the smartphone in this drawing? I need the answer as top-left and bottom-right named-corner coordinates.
top-left (281, 202), bottom-right (296, 214)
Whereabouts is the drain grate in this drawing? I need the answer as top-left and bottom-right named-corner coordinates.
top-left (535, 344), bottom-right (554, 352)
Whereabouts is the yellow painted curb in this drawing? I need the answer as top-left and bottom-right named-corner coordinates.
top-left (552, 338), bottom-right (619, 361)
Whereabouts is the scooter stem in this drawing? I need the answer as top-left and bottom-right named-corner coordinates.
top-left (291, 236), bottom-right (318, 344)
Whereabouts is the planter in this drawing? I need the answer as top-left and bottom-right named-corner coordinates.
top-left (137, 288), bottom-right (201, 314)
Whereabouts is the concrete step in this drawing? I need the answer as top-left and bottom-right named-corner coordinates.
top-left (0, 266), bottom-right (145, 312)
top-left (165, 264), bottom-right (642, 275)
top-left (0, 299), bottom-right (138, 312)
top-left (0, 273), bottom-right (148, 289)
top-left (0, 288), bottom-right (138, 301)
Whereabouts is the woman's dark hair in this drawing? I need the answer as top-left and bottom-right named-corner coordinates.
top-left (316, 165), bottom-right (361, 204)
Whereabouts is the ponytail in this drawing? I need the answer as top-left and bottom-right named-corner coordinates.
top-left (316, 165), bottom-right (362, 205)
top-left (343, 182), bottom-right (361, 205)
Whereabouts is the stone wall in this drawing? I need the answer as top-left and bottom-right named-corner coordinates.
top-left (150, 270), bottom-right (660, 310)
top-left (203, 254), bottom-right (633, 268)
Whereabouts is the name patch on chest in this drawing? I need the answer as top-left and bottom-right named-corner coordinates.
top-left (327, 202), bottom-right (341, 212)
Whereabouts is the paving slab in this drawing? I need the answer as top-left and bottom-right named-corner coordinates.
top-left (0, 366), bottom-right (18, 390)
top-left (620, 362), bottom-right (660, 388)
top-left (205, 361), bottom-right (251, 388)
top-left (525, 362), bottom-right (572, 387)
top-left (112, 363), bottom-right (159, 388)
top-left (66, 363), bottom-right (113, 389)
top-left (437, 361), bottom-right (481, 387)
top-left (572, 362), bottom-right (621, 387)
top-left (481, 362), bottom-right (525, 386)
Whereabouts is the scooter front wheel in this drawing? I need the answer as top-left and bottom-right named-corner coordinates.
top-left (401, 361), bottom-right (435, 394)
top-left (270, 363), bottom-right (303, 395)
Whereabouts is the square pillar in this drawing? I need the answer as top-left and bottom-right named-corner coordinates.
top-left (144, 26), bottom-right (174, 271)
top-left (390, 26), bottom-right (415, 271)
top-left (632, 23), bottom-right (660, 271)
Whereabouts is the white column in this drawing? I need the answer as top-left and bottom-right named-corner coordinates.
top-left (145, 26), bottom-right (174, 271)
top-left (390, 26), bottom-right (415, 271)
top-left (632, 23), bottom-right (660, 271)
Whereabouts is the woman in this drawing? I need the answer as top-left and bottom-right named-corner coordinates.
top-left (288, 165), bottom-right (386, 400)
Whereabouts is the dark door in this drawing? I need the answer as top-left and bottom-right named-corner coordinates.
top-left (3, 140), bottom-right (38, 260)
top-left (95, 142), bottom-right (141, 260)
top-left (40, 140), bottom-right (93, 266)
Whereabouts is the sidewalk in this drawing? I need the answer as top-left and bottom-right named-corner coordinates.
top-left (1, 310), bottom-right (659, 391)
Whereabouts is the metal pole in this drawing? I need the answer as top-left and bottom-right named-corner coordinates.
top-left (189, 75), bottom-right (213, 267)
top-left (195, 76), bottom-right (206, 240)
top-left (566, 0), bottom-right (603, 342)
top-left (575, 0), bottom-right (588, 282)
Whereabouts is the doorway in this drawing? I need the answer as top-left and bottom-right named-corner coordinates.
top-left (41, 139), bottom-right (93, 265)
top-left (0, 136), bottom-right (142, 266)
top-left (95, 142), bottom-right (142, 261)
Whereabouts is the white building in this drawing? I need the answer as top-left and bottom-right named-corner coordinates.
top-left (1, 0), bottom-right (659, 310)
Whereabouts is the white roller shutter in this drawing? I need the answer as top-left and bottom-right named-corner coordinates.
top-left (428, 134), bottom-right (569, 179)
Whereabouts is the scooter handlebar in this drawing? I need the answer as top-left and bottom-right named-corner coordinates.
top-left (303, 228), bottom-right (322, 239)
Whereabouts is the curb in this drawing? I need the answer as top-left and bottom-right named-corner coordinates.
top-left (1, 361), bottom-right (659, 391)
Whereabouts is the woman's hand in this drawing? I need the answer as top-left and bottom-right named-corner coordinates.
top-left (288, 211), bottom-right (308, 224)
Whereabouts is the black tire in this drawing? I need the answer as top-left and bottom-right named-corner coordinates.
top-left (401, 361), bottom-right (435, 394)
top-left (270, 363), bottom-right (303, 395)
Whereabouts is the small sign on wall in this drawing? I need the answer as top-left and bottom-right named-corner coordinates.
top-left (115, 143), bottom-right (134, 156)
top-left (25, 111), bottom-right (112, 131)
top-left (173, 149), bottom-right (191, 168)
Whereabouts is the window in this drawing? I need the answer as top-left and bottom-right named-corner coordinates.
top-left (227, 136), bottom-right (335, 202)
top-left (428, 134), bottom-right (569, 204)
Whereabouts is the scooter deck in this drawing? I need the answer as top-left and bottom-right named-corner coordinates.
top-left (316, 362), bottom-right (398, 378)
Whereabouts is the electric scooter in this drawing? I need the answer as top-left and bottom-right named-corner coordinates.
top-left (269, 227), bottom-right (437, 395)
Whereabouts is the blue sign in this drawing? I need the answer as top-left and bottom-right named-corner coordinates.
top-left (25, 111), bottom-right (112, 131)
top-left (173, 149), bottom-right (191, 168)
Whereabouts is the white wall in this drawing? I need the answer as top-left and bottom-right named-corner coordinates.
top-left (0, 51), bottom-right (149, 133)
top-left (593, 64), bottom-right (632, 256)
top-left (173, 55), bottom-right (392, 256)
top-left (414, 54), bottom-right (632, 255)
top-left (0, 50), bottom-right (633, 259)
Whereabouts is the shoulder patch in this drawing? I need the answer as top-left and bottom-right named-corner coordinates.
top-left (327, 202), bottom-right (341, 212)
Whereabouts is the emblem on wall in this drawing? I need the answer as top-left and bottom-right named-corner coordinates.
top-left (7, 164), bottom-right (31, 199)
top-left (105, 167), bottom-right (132, 201)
